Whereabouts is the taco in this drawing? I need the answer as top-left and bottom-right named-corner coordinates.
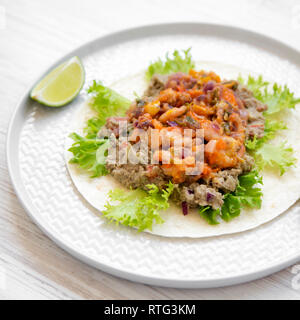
top-left (65, 49), bottom-right (300, 237)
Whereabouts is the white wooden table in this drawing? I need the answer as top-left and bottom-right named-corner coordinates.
top-left (1, 0), bottom-right (300, 300)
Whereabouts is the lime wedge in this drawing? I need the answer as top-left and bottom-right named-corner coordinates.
top-left (30, 56), bottom-right (85, 107)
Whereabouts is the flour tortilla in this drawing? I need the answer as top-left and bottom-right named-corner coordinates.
top-left (65, 62), bottom-right (300, 238)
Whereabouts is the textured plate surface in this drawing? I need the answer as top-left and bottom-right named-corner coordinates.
top-left (7, 23), bottom-right (300, 288)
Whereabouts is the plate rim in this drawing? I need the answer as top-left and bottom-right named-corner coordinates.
top-left (7, 22), bottom-right (300, 288)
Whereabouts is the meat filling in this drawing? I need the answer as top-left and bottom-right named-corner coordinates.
top-left (102, 71), bottom-right (266, 210)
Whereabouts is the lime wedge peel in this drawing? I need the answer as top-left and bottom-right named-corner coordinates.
top-left (30, 56), bottom-right (85, 107)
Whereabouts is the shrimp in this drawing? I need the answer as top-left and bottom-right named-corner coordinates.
top-left (191, 102), bottom-right (215, 117)
top-left (161, 163), bottom-right (189, 184)
top-left (158, 88), bottom-right (192, 107)
top-left (204, 137), bottom-right (242, 168)
top-left (159, 105), bottom-right (187, 123)
top-left (221, 87), bottom-right (237, 106)
top-left (199, 119), bottom-right (223, 141)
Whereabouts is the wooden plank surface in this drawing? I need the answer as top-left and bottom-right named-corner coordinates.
top-left (1, 0), bottom-right (300, 300)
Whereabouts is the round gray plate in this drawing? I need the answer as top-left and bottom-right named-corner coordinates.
top-left (7, 23), bottom-right (300, 288)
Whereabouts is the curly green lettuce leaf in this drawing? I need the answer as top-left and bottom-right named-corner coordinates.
top-left (198, 206), bottom-right (220, 225)
top-left (102, 182), bottom-right (174, 231)
top-left (238, 74), bottom-right (269, 101)
top-left (255, 141), bottom-right (296, 176)
top-left (263, 118), bottom-right (287, 140)
top-left (145, 48), bottom-right (195, 81)
top-left (246, 121), bottom-right (296, 174)
top-left (84, 117), bottom-right (105, 139)
top-left (240, 75), bottom-right (298, 174)
top-left (68, 133), bottom-right (109, 178)
top-left (199, 171), bottom-right (263, 225)
top-left (86, 80), bottom-right (131, 128)
top-left (263, 83), bottom-right (300, 115)
top-left (239, 75), bottom-right (300, 115)
top-left (68, 82), bottom-right (130, 175)
top-left (246, 119), bottom-right (287, 150)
